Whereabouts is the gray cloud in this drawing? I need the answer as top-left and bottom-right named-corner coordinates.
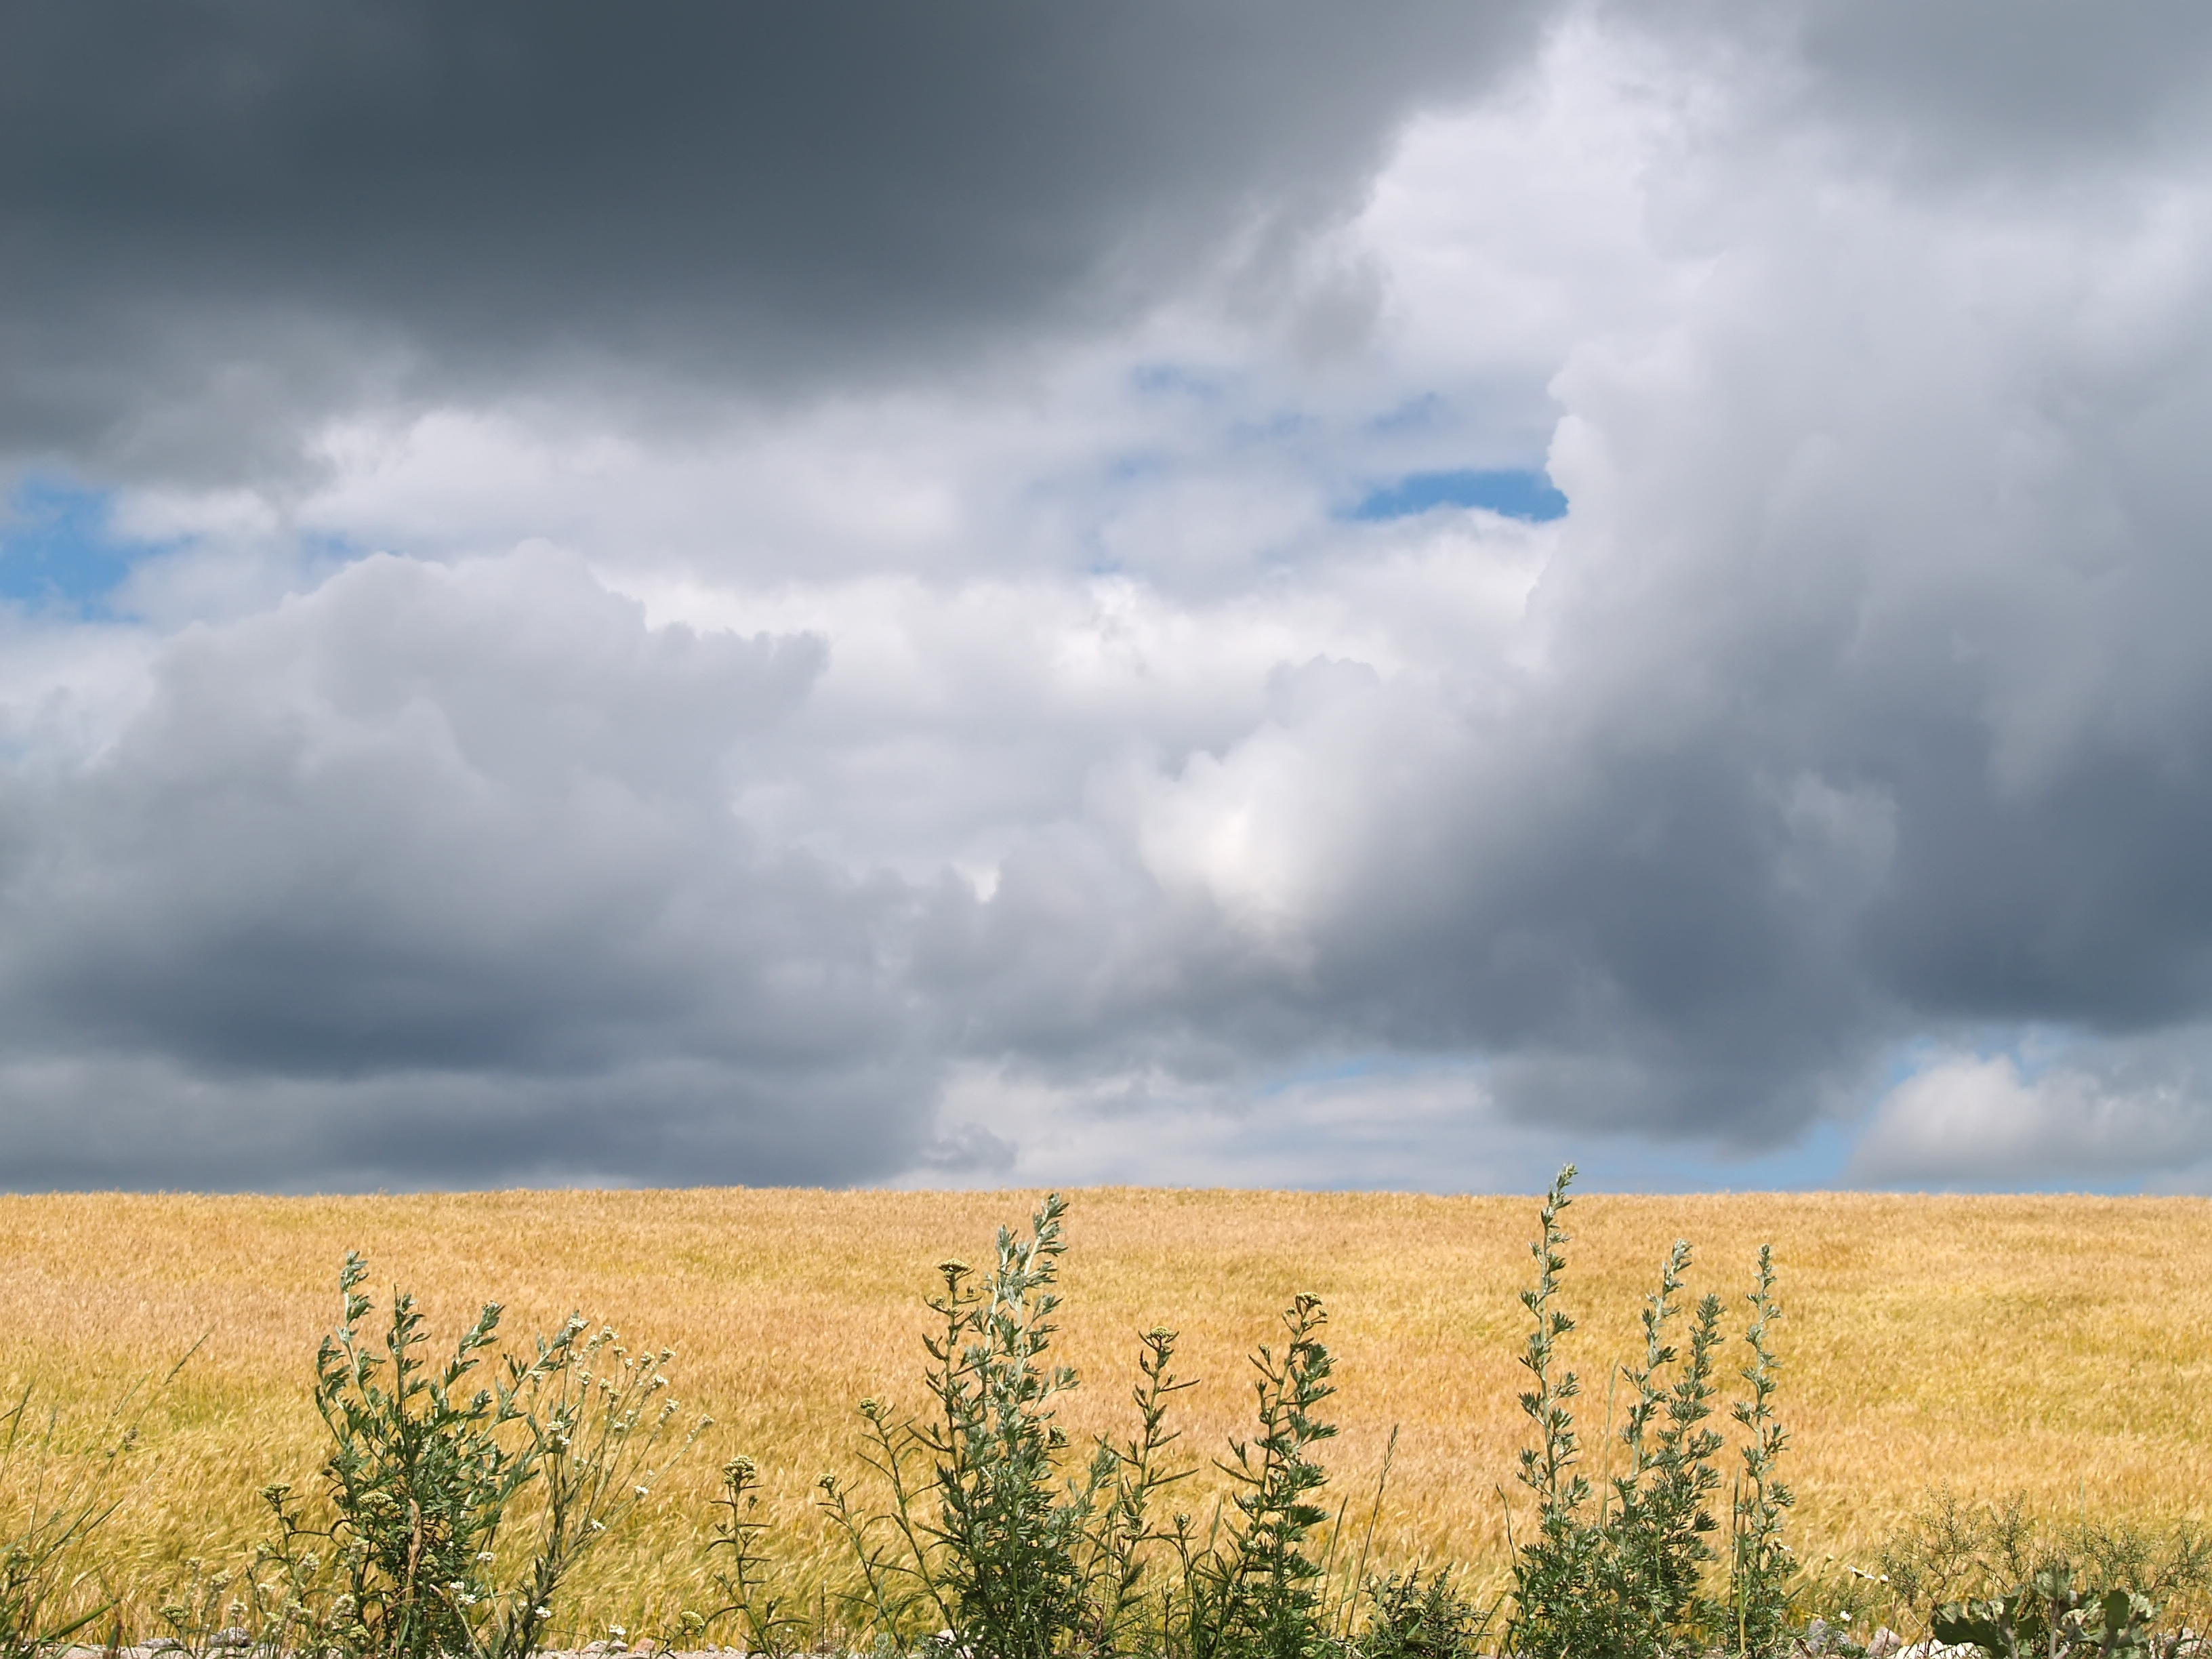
top-left (1793, 1), bottom-right (2212, 167)
top-left (9, 3), bottom-right (2212, 1191)
top-left (0, 1055), bottom-right (935, 1192)
top-left (0, 551), bottom-right (943, 1187)
top-left (1618, 1), bottom-right (2212, 173)
top-left (878, 23), bottom-right (2212, 1174)
top-left (0, 0), bottom-right (1543, 480)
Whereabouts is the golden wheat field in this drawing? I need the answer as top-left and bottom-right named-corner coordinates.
top-left (3, 1187), bottom-right (2210, 1639)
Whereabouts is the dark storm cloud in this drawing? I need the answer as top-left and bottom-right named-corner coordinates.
top-left (912, 603), bottom-right (2212, 1160)
top-left (0, 0), bottom-right (1542, 480)
top-left (0, 1057), bottom-right (933, 1191)
top-left (912, 712), bottom-right (1891, 1145)
top-left (0, 550), bottom-right (942, 1187)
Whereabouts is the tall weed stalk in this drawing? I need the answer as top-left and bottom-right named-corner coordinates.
top-left (1729, 1246), bottom-right (1794, 1657)
top-left (1506, 1166), bottom-right (1605, 1659)
top-left (1086, 1325), bottom-right (1197, 1654)
top-left (1173, 1292), bottom-right (1340, 1659)
top-left (1505, 1167), bottom-right (1790, 1659)
top-left (1606, 1240), bottom-right (1726, 1659)
top-left (697, 1454), bottom-right (808, 1659)
top-left (819, 1193), bottom-right (1118, 1658)
top-left (930, 1195), bottom-right (1112, 1659)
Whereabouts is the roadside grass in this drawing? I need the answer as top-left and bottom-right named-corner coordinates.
top-left (1, 1187), bottom-right (2209, 1641)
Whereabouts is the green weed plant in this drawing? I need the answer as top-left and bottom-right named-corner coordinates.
top-left (1806, 1489), bottom-right (2212, 1659)
top-left (1353, 1568), bottom-right (1494, 1659)
top-left (817, 1195), bottom-right (1359, 1659)
top-left (1504, 1166), bottom-right (1800, 1659)
top-left (253, 1252), bottom-right (704, 1659)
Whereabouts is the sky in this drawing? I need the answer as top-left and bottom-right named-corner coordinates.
top-left (7, 1), bottom-right (2212, 1195)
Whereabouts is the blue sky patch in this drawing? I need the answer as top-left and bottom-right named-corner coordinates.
top-left (0, 475), bottom-right (164, 614)
top-left (1351, 467), bottom-right (1568, 523)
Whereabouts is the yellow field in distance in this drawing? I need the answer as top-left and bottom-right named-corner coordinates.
top-left (1, 1187), bottom-right (2208, 1636)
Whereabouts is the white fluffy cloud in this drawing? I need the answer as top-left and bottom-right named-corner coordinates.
top-left (1850, 1039), bottom-right (2212, 1190)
